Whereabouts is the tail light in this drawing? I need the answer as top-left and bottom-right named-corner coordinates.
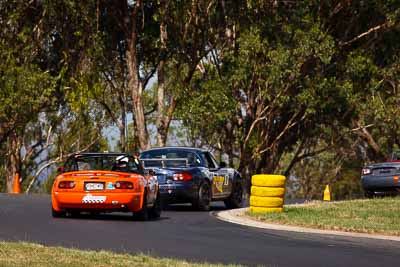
top-left (115, 181), bottom-right (134, 189)
top-left (58, 181), bottom-right (76, 189)
top-left (173, 173), bottom-right (192, 181)
top-left (362, 168), bottom-right (372, 175)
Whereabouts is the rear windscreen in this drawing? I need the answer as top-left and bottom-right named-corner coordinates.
top-left (64, 155), bottom-right (141, 173)
top-left (140, 150), bottom-right (201, 168)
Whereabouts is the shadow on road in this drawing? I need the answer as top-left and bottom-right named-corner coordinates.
top-left (54, 203), bottom-right (235, 222)
top-left (55, 212), bottom-right (169, 222)
top-left (162, 203), bottom-right (228, 212)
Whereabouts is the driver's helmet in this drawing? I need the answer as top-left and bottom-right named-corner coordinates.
top-left (116, 155), bottom-right (128, 167)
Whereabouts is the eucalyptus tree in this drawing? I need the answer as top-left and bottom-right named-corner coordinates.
top-left (153, 0), bottom-right (227, 147)
top-left (0, 1), bottom-right (60, 192)
top-left (104, 0), bottom-right (228, 149)
top-left (177, 0), bottom-right (400, 197)
top-left (0, 0), bottom-right (108, 192)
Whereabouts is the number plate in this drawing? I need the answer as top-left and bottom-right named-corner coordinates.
top-left (85, 182), bottom-right (104, 191)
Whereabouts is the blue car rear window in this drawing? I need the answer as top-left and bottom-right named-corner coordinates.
top-left (141, 150), bottom-right (201, 168)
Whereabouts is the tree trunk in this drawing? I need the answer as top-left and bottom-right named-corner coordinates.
top-left (118, 90), bottom-right (127, 152)
top-left (355, 121), bottom-right (383, 160)
top-left (125, 0), bottom-right (150, 151)
top-left (238, 144), bottom-right (255, 194)
top-left (156, 1), bottom-right (175, 147)
top-left (6, 132), bottom-right (21, 193)
top-left (130, 80), bottom-right (150, 151)
top-left (156, 94), bottom-right (177, 147)
top-left (223, 121), bottom-right (235, 167)
top-left (156, 57), bottom-right (167, 147)
top-left (118, 123), bottom-right (126, 152)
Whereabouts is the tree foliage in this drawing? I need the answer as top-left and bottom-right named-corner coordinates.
top-left (0, 1), bottom-right (399, 199)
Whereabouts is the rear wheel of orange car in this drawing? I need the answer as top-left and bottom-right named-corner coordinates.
top-left (149, 191), bottom-right (161, 219)
top-left (69, 210), bottom-right (81, 218)
top-left (51, 207), bottom-right (66, 218)
top-left (133, 191), bottom-right (149, 221)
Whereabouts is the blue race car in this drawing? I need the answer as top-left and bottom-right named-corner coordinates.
top-left (140, 147), bottom-right (244, 211)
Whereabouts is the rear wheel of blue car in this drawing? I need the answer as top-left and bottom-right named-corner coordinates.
top-left (193, 182), bottom-right (211, 211)
top-left (224, 182), bottom-right (243, 209)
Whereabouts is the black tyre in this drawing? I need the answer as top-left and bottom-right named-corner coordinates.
top-left (364, 190), bottom-right (375, 198)
top-left (193, 182), bottom-right (211, 211)
top-left (69, 210), bottom-right (81, 218)
top-left (160, 199), bottom-right (169, 210)
top-left (224, 182), bottom-right (244, 209)
top-left (89, 211), bottom-right (100, 217)
top-left (149, 191), bottom-right (162, 219)
top-left (133, 192), bottom-right (149, 221)
top-left (51, 207), bottom-right (66, 218)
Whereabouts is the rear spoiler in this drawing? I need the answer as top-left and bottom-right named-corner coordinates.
top-left (141, 158), bottom-right (189, 168)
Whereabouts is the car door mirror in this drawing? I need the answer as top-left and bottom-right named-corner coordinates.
top-left (219, 161), bottom-right (227, 168)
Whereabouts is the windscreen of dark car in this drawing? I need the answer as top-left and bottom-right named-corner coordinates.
top-left (140, 150), bottom-right (202, 168)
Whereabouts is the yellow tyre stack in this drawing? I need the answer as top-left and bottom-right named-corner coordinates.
top-left (250, 175), bottom-right (286, 213)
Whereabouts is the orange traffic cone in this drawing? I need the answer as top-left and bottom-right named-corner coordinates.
top-left (12, 173), bottom-right (21, 194)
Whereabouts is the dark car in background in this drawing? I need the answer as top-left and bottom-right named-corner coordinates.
top-left (140, 147), bottom-right (244, 211)
top-left (361, 151), bottom-right (400, 197)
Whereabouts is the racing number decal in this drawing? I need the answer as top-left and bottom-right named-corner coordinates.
top-left (213, 176), bottom-right (224, 192)
top-left (224, 175), bottom-right (229, 186)
top-left (213, 175), bottom-right (229, 193)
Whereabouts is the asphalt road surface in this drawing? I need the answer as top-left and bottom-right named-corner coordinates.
top-left (0, 194), bottom-right (399, 267)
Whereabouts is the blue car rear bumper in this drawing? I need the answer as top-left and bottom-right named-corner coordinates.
top-left (159, 182), bottom-right (198, 204)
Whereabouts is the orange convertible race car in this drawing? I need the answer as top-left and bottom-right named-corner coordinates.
top-left (51, 152), bottom-right (161, 220)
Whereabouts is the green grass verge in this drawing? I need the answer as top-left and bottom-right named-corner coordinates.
top-left (246, 197), bottom-right (400, 236)
top-left (0, 241), bottom-right (241, 267)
